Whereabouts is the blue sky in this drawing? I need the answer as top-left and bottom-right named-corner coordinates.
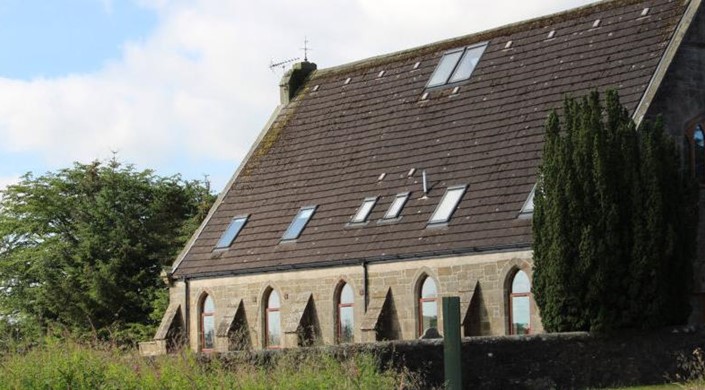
top-left (0, 0), bottom-right (155, 79)
top-left (0, 0), bottom-right (597, 193)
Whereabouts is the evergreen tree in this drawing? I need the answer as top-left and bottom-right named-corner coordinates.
top-left (0, 158), bottom-right (215, 341)
top-left (533, 91), bottom-right (697, 332)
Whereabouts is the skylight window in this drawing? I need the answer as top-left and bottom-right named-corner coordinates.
top-left (282, 206), bottom-right (316, 241)
top-left (384, 193), bottom-right (410, 220)
top-left (428, 185), bottom-right (467, 225)
top-left (215, 216), bottom-right (248, 249)
top-left (351, 197), bottom-right (377, 223)
top-left (519, 185), bottom-right (536, 218)
top-left (427, 43), bottom-right (487, 88)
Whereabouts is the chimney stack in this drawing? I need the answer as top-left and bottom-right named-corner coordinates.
top-left (279, 61), bottom-right (317, 104)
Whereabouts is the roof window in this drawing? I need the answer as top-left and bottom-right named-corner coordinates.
top-left (519, 185), bottom-right (535, 218)
top-left (592, 19), bottom-right (601, 28)
top-left (640, 7), bottom-right (650, 17)
top-left (426, 43), bottom-right (487, 88)
top-left (384, 192), bottom-right (410, 220)
top-left (547, 30), bottom-right (556, 39)
top-left (428, 185), bottom-right (467, 225)
top-left (282, 206), bottom-right (316, 240)
top-left (351, 197), bottom-right (377, 223)
top-left (215, 216), bottom-right (248, 249)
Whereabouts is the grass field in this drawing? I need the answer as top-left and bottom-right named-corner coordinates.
top-left (0, 340), bottom-right (423, 390)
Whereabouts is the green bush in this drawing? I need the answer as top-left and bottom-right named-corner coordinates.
top-left (533, 91), bottom-right (698, 332)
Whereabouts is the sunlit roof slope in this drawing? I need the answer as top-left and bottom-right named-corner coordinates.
top-left (173, 0), bottom-right (691, 278)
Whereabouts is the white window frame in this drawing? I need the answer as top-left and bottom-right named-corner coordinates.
top-left (428, 185), bottom-right (467, 225)
top-left (282, 205), bottom-right (317, 241)
top-left (518, 185), bottom-right (535, 219)
top-left (383, 192), bottom-right (410, 220)
top-left (214, 215), bottom-right (249, 249)
top-left (350, 197), bottom-right (377, 224)
top-left (426, 42), bottom-right (487, 88)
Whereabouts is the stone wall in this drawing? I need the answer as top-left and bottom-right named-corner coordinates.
top-left (216, 327), bottom-right (705, 389)
top-left (158, 249), bottom-right (537, 352)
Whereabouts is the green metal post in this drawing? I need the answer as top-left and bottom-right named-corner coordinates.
top-left (443, 296), bottom-right (462, 390)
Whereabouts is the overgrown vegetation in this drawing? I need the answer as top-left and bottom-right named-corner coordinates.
top-left (0, 158), bottom-right (215, 346)
top-left (532, 91), bottom-right (699, 332)
top-left (0, 339), bottom-right (421, 390)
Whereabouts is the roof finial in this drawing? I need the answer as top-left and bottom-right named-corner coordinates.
top-left (301, 36), bottom-right (312, 62)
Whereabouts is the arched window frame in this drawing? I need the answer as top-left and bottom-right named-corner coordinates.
top-left (200, 293), bottom-right (216, 352)
top-left (263, 288), bottom-right (282, 349)
top-left (691, 124), bottom-right (705, 183)
top-left (508, 269), bottom-right (532, 335)
top-left (684, 116), bottom-right (705, 184)
top-left (336, 281), bottom-right (355, 344)
top-left (417, 275), bottom-right (439, 337)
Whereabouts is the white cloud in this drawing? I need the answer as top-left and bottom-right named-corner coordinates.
top-left (0, 175), bottom-right (19, 193)
top-left (0, 0), bottom-right (598, 183)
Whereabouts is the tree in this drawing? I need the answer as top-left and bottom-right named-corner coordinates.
top-left (532, 91), bottom-right (698, 332)
top-left (0, 158), bottom-right (215, 341)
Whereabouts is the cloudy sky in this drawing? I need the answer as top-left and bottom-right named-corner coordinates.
top-left (0, 0), bottom-right (597, 193)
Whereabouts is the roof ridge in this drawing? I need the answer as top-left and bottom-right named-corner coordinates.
top-left (312, 0), bottom-right (658, 78)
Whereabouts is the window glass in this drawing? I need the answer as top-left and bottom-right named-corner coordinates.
top-left (338, 283), bottom-right (354, 343)
top-left (351, 197), bottom-right (377, 223)
top-left (267, 310), bottom-right (281, 346)
top-left (384, 193), bottom-right (409, 219)
top-left (419, 277), bottom-right (438, 335)
top-left (695, 125), bottom-right (705, 181)
top-left (421, 277), bottom-right (437, 298)
top-left (201, 295), bottom-right (215, 351)
top-left (512, 270), bottom-right (531, 293)
top-left (203, 295), bottom-right (215, 312)
top-left (520, 186), bottom-right (535, 215)
top-left (266, 290), bottom-right (281, 348)
top-left (448, 44), bottom-right (486, 83)
top-left (268, 290), bottom-right (280, 309)
top-left (427, 49), bottom-right (463, 87)
top-left (282, 206), bottom-right (316, 240)
top-left (511, 296), bottom-right (530, 335)
top-left (203, 315), bottom-right (215, 349)
top-left (340, 283), bottom-right (354, 304)
top-left (422, 300), bottom-right (438, 331)
top-left (339, 306), bottom-right (354, 343)
top-left (510, 270), bottom-right (531, 335)
top-left (429, 186), bottom-right (466, 224)
top-left (215, 216), bottom-right (248, 249)
top-left (427, 43), bottom-right (487, 88)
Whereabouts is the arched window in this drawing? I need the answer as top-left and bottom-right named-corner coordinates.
top-left (509, 270), bottom-right (531, 335)
top-left (337, 282), bottom-right (355, 343)
top-left (418, 276), bottom-right (438, 336)
top-left (200, 294), bottom-right (215, 352)
top-left (694, 124), bottom-right (705, 182)
top-left (264, 289), bottom-right (281, 348)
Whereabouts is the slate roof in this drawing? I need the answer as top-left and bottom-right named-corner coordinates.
top-left (173, 0), bottom-right (690, 278)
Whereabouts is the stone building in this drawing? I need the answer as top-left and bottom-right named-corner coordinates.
top-left (140, 0), bottom-right (705, 355)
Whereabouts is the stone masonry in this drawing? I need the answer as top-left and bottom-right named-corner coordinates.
top-left (150, 250), bottom-right (539, 353)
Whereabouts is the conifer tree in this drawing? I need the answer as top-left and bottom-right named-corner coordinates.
top-left (533, 91), bottom-right (697, 332)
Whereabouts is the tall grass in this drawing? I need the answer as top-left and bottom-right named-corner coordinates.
top-left (0, 339), bottom-right (422, 389)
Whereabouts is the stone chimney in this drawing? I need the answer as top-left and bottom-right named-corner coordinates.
top-left (279, 61), bottom-right (317, 104)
